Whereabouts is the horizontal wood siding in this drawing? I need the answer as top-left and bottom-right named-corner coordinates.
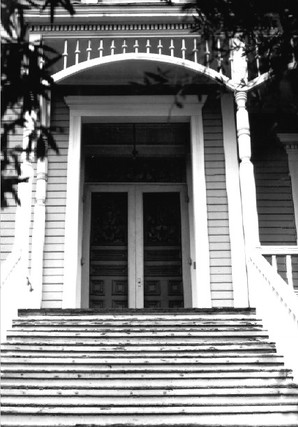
top-left (42, 96), bottom-right (69, 308)
top-left (203, 97), bottom-right (233, 307)
top-left (1, 109), bottom-right (28, 262)
top-left (253, 142), bottom-right (297, 245)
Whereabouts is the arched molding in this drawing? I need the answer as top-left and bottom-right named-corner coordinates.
top-left (53, 53), bottom-right (236, 90)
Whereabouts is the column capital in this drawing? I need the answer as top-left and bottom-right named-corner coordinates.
top-left (235, 90), bottom-right (248, 106)
top-left (278, 133), bottom-right (298, 151)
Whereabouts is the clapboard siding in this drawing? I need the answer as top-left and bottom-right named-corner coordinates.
top-left (254, 147), bottom-right (297, 245)
top-left (203, 97), bottom-right (233, 307)
top-left (42, 96), bottom-right (69, 308)
top-left (1, 110), bottom-right (25, 262)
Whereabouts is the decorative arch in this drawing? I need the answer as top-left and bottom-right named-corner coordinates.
top-left (52, 52), bottom-right (237, 90)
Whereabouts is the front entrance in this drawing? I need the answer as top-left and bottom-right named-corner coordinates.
top-left (83, 185), bottom-right (191, 309)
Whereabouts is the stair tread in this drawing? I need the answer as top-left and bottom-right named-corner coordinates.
top-left (2, 386), bottom-right (298, 395)
top-left (2, 404), bottom-right (298, 414)
top-left (1, 309), bottom-right (297, 427)
top-left (2, 414), bottom-right (298, 427)
top-left (0, 355), bottom-right (284, 363)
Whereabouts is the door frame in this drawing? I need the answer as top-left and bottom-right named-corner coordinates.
top-left (63, 95), bottom-right (211, 308)
top-left (82, 184), bottom-right (192, 309)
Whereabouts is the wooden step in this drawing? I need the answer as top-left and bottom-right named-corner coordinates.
top-left (8, 324), bottom-right (267, 336)
top-left (6, 329), bottom-right (270, 338)
top-left (5, 337), bottom-right (271, 346)
top-left (2, 404), bottom-right (298, 415)
top-left (2, 309), bottom-right (297, 427)
top-left (2, 385), bottom-right (298, 396)
top-left (12, 319), bottom-right (265, 327)
top-left (0, 355), bottom-right (284, 364)
top-left (1, 371), bottom-right (292, 380)
top-left (3, 338), bottom-right (274, 347)
top-left (17, 308), bottom-right (257, 316)
top-left (2, 394), bottom-right (298, 406)
top-left (2, 377), bottom-right (295, 388)
top-left (1, 412), bottom-right (298, 427)
top-left (0, 342), bottom-right (277, 353)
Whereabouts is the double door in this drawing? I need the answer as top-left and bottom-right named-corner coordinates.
top-left (82, 184), bottom-right (191, 309)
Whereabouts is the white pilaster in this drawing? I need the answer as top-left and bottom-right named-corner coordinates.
top-left (235, 91), bottom-right (260, 249)
top-left (221, 94), bottom-right (249, 307)
top-left (278, 134), bottom-right (298, 244)
top-left (63, 113), bottom-right (82, 308)
top-left (190, 114), bottom-right (212, 308)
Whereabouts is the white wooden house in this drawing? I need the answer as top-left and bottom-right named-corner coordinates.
top-left (1, 2), bottom-right (298, 425)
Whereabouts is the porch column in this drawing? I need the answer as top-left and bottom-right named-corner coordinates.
top-left (30, 159), bottom-right (48, 307)
top-left (190, 114), bottom-right (212, 308)
top-left (235, 91), bottom-right (260, 249)
top-left (278, 134), bottom-right (298, 244)
top-left (221, 94), bottom-right (249, 307)
top-left (30, 99), bottom-right (50, 307)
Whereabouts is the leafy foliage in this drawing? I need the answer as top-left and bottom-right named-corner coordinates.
top-left (1, 0), bottom-right (75, 207)
top-left (156, 0), bottom-right (298, 120)
top-left (182, 0), bottom-right (298, 75)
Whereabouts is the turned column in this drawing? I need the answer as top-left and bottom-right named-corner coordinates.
top-left (235, 91), bottom-right (260, 249)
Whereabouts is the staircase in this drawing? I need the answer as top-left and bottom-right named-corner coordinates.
top-left (1, 308), bottom-right (298, 426)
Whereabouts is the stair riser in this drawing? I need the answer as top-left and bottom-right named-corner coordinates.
top-left (7, 335), bottom-right (272, 346)
top-left (1, 378), bottom-right (295, 387)
top-left (0, 352), bottom-right (278, 359)
top-left (9, 323), bottom-right (264, 335)
top-left (2, 404), bottom-right (298, 415)
top-left (2, 340), bottom-right (275, 348)
top-left (2, 413), bottom-right (298, 427)
top-left (2, 310), bottom-right (297, 427)
top-left (2, 396), bottom-right (298, 406)
top-left (12, 321), bottom-right (265, 327)
top-left (0, 356), bottom-right (284, 364)
top-left (3, 387), bottom-right (298, 396)
top-left (6, 331), bottom-right (269, 337)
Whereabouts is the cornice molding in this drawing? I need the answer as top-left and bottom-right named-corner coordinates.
top-left (30, 21), bottom-right (193, 34)
top-left (25, 5), bottom-right (189, 26)
top-left (278, 133), bottom-right (298, 149)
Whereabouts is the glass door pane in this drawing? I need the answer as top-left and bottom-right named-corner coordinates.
top-left (89, 193), bottom-right (128, 309)
top-left (143, 192), bottom-right (184, 309)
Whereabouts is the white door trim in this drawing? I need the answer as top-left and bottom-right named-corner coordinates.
top-left (63, 95), bottom-right (209, 308)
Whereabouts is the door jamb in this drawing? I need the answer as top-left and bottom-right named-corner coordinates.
top-left (63, 95), bottom-right (209, 308)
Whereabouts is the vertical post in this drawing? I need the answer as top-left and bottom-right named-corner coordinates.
top-left (235, 91), bottom-right (260, 249)
top-left (30, 98), bottom-right (50, 308)
top-left (63, 112), bottom-right (82, 308)
top-left (221, 94), bottom-right (249, 307)
top-left (190, 113), bottom-right (212, 308)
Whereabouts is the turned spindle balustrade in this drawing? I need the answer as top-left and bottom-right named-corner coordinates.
top-left (44, 35), bottom-right (231, 77)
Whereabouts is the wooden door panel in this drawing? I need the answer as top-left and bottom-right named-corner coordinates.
top-left (143, 193), bottom-right (184, 309)
top-left (89, 193), bottom-right (128, 309)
